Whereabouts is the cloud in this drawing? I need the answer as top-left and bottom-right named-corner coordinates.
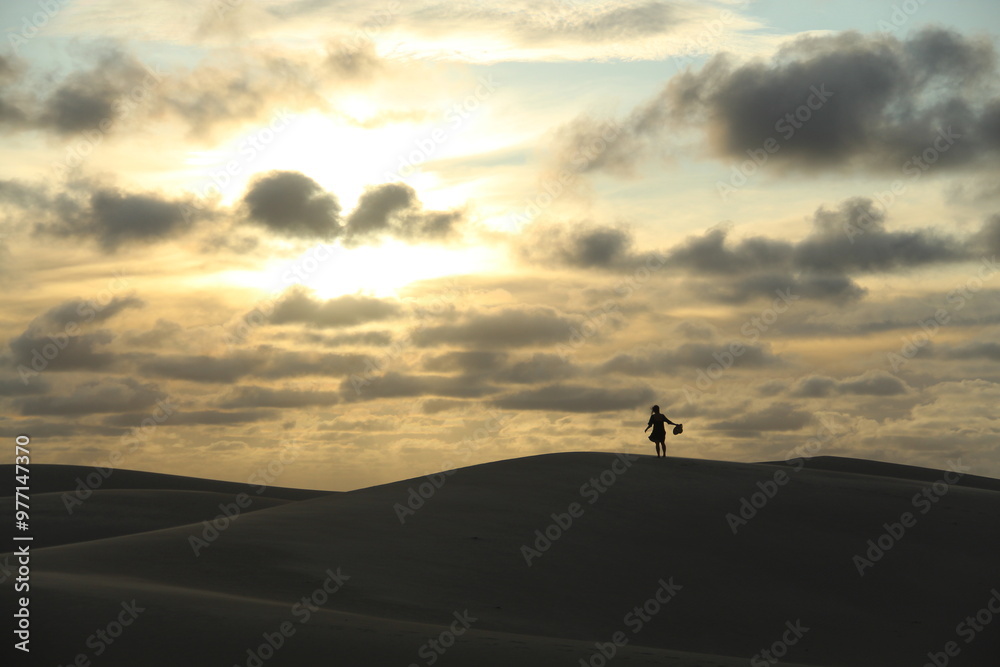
top-left (0, 47), bottom-right (157, 136)
top-left (136, 347), bottom-right (370, 383)
top-left (268, 288), bottom-right (402, 327)
top-left (943, 342), bottom-right (1000, 361)
top-left (344, 182), bottom-right (416, 238)
top-left (791, 371), bottom-right (911, 397)
top-left (518, 222), bottom-right (643, 269)
top-left (411, 307), bottom-right (577, 347)
top-left (494, 353), bottom-right (580, 384)
top-left (15, 378), bottom-right (166, 416)
top-left (103, 409), bottom-right (277, 426)
top-left (40, 295), bottom-right (144, 329)
top-left (795, 198), bottom-right (966, 272)
top-left (242, 171), bottom-right (342, 239)
top-left (601, 342), bottom-right (782, 375)
top-left (339, 371), bottom-right (495, 400)
top-left (138, 353), bottom-right (260, 383)
top-left (28, 182), bottom-right (203, 251)
top-left (708, 402), bottom-right (813, 432)
top-left (422, 350), bottom-right (508, 374)
top-left (0, 376), bottom-right (50, 396)
top-left (344, 182), bottom-right (464, 244)
top-left (557, 28), bottom-right (1000, 176)
top-left (492, 382), bottom-right (654, 412)
top-left (217, 385), bottom-right (340, 409)
top-left (8, 330), bottom-right (117, 373)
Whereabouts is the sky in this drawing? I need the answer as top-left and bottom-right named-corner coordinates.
top-left (1, 0), bottom-right (999, 491)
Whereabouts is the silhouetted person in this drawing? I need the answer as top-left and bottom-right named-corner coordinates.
top-left (644, 405), bottom-right (679, 458)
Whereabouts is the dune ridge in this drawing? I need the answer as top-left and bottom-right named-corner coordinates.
top-left (6, 453), bottom-right (998, 666)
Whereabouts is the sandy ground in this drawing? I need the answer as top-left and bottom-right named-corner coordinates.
top-left (3, 453), bottom-right (998, 666)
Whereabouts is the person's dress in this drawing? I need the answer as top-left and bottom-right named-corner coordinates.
top-left (648, 414), bottom-right (667, 441)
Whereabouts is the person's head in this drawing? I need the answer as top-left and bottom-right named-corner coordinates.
top-left (651, 405), bottom-right (660, 414)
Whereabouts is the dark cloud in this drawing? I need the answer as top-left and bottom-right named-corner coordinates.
top-left (137, 348), bottom-right (369, 383)
top-left (969, 215), bottom-right (1000, 256)
top-left (138, 354), bottom-right (259, 383)
top-left (217, 385), bottom-right (340, 409)
top-left (796, 198), bottom-right (966, 272)
top-left (0, 376), bottom-right (50, 396)
top-left (301, 330), bottom-right (395, 347)
top-left (344, 182), bottom-right (464, 244)
top-left (8, 330), bottom-right (117, 373)
top-left (411, 307), bottom-right (576, 348)
top-left (519, 223), bottom-right (642, 269)
top-left (31, 183), bottom-right (202, 251)
top-left (943, 342), bottom-right (1000, 361)
top-left (344, 182), bottom-right (415, 238)
top-left (122, 319), bottom-right (184, 348)
top-left (559, 28), bottom-right (1000, 176)
top-left (103, 409), bottom-right (277, 427)
top-left (242, 171), bottom-right (342, 239)
top-left (40, 295), bottom-right (144, 329)
top-left (708, 402), bottom-right (813, 432)
top-left (15, 378), bottom-right (166, 416)
top-left (253, 350), bottom-right (369, 378)
top-left (601, 342), bottom-right (781, 375)
top-left (423, 351), bottom-right (508, 374)
top-left (492, 383), bottom-right (654, 413)
top-left (790, 375), bottom-right (838, 398)
top-left (791, 371), bottom-right (910, 397)
top-left (839, 372), bottom-right (910, 396)
top-left (495, 353), bottom-right (580, 384)
top-left (269, 288), bottom-right (401, 327)
top-left (421, 398), bottom-right (467, 414)
top-left (0, 47), bottom-right (156, 136)
top-left (339, 371), bottom-right (495, 401)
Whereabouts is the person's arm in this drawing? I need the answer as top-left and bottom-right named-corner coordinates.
top-left (645, 416), bottom-right (653, 431)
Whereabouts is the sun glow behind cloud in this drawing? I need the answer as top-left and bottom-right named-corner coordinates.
top-left (213, 240), bottom-right (503, 299)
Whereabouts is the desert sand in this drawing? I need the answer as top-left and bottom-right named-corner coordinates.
top-left (3, 453), bottom-right (999, 666)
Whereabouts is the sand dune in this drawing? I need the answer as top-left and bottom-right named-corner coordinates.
top-left (6, 453), bottom-right (999, 666)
